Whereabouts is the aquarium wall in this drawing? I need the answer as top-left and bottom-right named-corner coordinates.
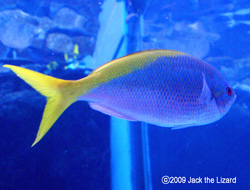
top-left (0, 0), bottom-right (250, 190)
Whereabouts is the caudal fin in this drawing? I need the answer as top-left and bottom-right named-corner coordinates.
top-left (4, 65), bottom-right (79, 146)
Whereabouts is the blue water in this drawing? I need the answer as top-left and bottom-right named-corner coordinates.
top-left (0, 0), bottom-right (249, 190)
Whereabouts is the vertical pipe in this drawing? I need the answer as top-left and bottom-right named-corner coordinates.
top-left (96, 1), bottom-right (131, 190)
top-left (111, 118), bottom-right (132, 190)
top-left (86, 0), bottom-right (130, 189)
top-left (138, 14), bottom-right (153, 190)
top-left (141, 123), bottom-right (152, 190)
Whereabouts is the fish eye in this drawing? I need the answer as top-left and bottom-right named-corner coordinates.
top-left (226, 87), bottom-right (232, 96)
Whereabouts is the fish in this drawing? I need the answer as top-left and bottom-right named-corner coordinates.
top-left (3, 49), bottom-right (236, 146)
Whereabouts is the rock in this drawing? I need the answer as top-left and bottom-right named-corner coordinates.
top-left (143, 20), bottom-right (220, 58)
top-left (54, 7), bottom-right (87, 31)
top-left (220, 66), bottom-right (237, 79)
top-left (0, 9), bottom-right (55, 49)
top-left (0, 9), bottom-right (37, 49)
top-left (31, 16), bottom-right (55, 49)
top-left (46, 33), bottom-right (74, 54)
top-left (36, 16), bottom-right (55, 37)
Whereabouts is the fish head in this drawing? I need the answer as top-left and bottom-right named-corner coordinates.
top-left (211, 76), bottom-right (236, 116)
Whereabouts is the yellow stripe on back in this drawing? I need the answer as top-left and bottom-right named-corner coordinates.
top-left (79, 49), bottom-right (187, 92)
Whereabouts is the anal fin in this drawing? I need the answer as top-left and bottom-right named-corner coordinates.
top-left (171, 124), bottom-right (197, 130)
top-left (89, 102), bottom-right (137, 121)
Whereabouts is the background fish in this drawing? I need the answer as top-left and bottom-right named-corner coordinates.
top-left (3, 49), bottom-right (236, 146)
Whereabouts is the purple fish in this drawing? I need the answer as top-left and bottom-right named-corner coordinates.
top-left (4, 50), bottom-right (236, 146)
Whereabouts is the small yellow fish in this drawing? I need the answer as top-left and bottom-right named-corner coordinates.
top-left (73, 44), bottom-right (79, 59)
top-left (47, 61), bottom-right (58, 71)
top-left (64, 53), bottom-right (69, 62)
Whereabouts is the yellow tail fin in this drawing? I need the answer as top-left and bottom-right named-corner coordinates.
top-left (4, 65), bottom-right (79, 146)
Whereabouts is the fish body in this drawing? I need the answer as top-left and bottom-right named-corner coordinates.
top-left (4, 50), bottom-right (236, 146)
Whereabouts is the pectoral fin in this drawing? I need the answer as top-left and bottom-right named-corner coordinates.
top-left (198, 72), bottom-right (212, 105)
